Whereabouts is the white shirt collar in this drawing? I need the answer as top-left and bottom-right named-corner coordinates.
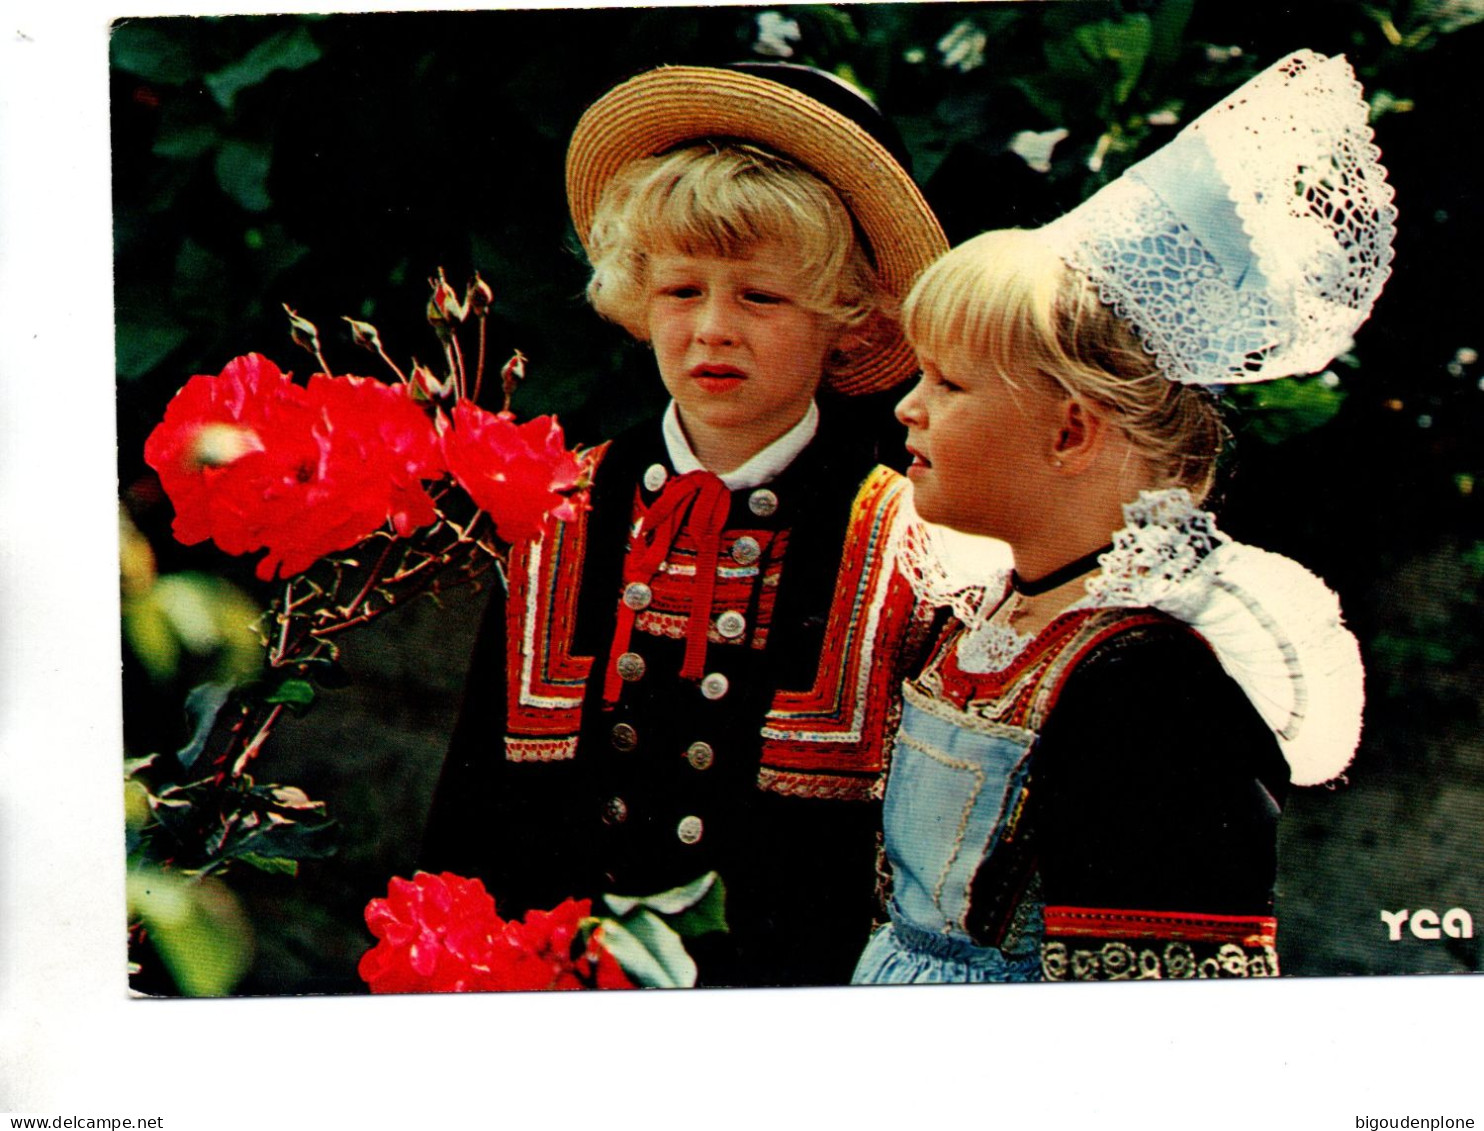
top-left (661, 400), bottom-right (820, 491)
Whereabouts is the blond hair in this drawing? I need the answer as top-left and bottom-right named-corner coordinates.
top-left (902, 228), bottom-right (1226, 501)
top-left (584, 143), bottom-right (881, 346)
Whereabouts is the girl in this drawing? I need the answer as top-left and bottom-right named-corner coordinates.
top-left (854, 50), bottom-right (1393, 983)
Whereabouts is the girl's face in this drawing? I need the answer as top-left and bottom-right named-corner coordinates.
top-left (895, 346), bottom-right (1065, 541)
top-left (645, 239), bottom-right (840, 472)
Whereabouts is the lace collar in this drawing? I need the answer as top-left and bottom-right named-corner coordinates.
top-left (894, 488), bottom-right (1362, 785)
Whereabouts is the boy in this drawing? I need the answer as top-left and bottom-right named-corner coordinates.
top-left (423, 63), bottom-right (947, 987)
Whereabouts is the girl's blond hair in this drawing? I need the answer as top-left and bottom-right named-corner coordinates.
top-left (903, 229), bottom-right (1226, 501)
top-left (584, 143), bottom-right (882, 347)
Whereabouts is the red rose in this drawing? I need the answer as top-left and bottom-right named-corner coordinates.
top-left (358, 872), bottom-right (505, 994)
top-left (439, 402), bottom-right (589, 544)
top-left (144, 355), bottom-right (444, 581)
top-left (358, 875), bottom-right (633, 993)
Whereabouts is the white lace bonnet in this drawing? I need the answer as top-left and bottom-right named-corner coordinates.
top-left (1043, 49), bottom-right (1396, 387)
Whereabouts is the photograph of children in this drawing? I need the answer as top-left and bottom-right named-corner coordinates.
top-left (108, 1), bottom-right (1482, 999)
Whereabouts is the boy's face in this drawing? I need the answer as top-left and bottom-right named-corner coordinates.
top-left (645, 240), bottom-right (839, 472)
top-left (895, 346), bottom-right (1063, 542)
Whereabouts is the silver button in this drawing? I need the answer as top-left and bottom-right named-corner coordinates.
top-left (676, 815), bottom-right (704, 845)
top-left (731, 536), bottom-right (761, 565)
top-left (748, 488), bottom-right (779, 517)
top-left (610, 722), bottom-right (638, 752)
top-left (616, 651), bottom-right (646, 681)
top-left (604, 796), bottom-right (629, 824)
top-left (686, 741), bottom-right (715, 771)
top-left (643, 463), bottom-right (668, 492)
top-left (700, 672), bottom-right (729, 700)
top-left (622, 581), bottom-right (652, 610)
top-left (716, 610), bottom-right (746, 639)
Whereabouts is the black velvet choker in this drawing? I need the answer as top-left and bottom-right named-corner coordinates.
top-left (1011, 544), bottom-right (1113, 597)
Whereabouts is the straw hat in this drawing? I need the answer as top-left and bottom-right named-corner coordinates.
top-left (566, 64), bottom-right (948, 395)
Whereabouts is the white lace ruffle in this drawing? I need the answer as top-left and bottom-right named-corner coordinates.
top-left (1078, 489), bottom-right (1362, 786)
top-left (893, 504), bottom-right (1013, 633)
top-left (1047, 50), bottom-right (1396, 387)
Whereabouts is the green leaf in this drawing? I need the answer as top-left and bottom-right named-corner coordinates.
top-left (115, 319), bottom-right (188, 382)
top-left (152, 122), bottom-right (220, 161)
top-left (175, 681), bottom-right (233, 771)
top-left (1075, 15), bottom-right (1153, 106)
top-left (239, 853), bottom-right (299, 877)
top-left (1148, 0), bottom-right (1195, 69)
top-left (127, 868), bottom-right (252, 996)
top-left (110, 22), bottom-right (196, 84)
top-left (595, 910), bottom-right (697, 989)
top-left (1231, 375), bottom-right (1348, 446)
top-left (214, 139), bottom-right (273, 212)
top-left (264, 677), bottom-right (316, 714)
top-left (602, 871), bottom-right (727, 938)
top-left (204, 25), bottom-right (323, 112)
top-left (220, 809), bottom-right (338, 863)
top-left (121, 590), bottom-right (182, 682)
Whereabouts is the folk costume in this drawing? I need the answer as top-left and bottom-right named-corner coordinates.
top-left (423, 64), bottom-right (948, 987)
top-left (853, 51), bottom-right (1394, 984)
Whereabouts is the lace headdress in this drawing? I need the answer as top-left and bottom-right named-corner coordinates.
top-left (1043, 50), bottom-right (1396, 387)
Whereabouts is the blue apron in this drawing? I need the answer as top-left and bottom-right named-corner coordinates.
top-left (852, 683), bottom-right (1044, 983)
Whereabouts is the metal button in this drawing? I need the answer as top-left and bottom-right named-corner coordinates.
top-left (643, 463), bottom-right (668, 492)
top-left (676, 815), bottom-right (704, 845)
top-left (748, 488), bottom-right (779, 517)
top-left (686, 741), bottom-right (715, 771)
top-left (731, 536), bottom-right (761, 565)
top-left (610, 722), bottom-right (639, 752)
top-left (622, 581), bottom-right (652, 611)
top-left (700, 672), bottom-right (729, 700)
top-left (616, 651), bottom-right (646, 681)
top-left (604, 796), bottom-right (629, 824)
top-left (716, 610), bottom-right (746, 639)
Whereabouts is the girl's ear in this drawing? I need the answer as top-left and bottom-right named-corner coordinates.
top-left (1050, 397), bottom-right (1106, 472)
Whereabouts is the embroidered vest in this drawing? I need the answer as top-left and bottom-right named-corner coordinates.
top-left (502, 456), bottom-right (930, 800)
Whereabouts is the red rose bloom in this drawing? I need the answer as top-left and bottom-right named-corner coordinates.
top-left (144, 355), bottom-right (444, 581)
top-left (440, 402), bottom-right (588, 544)
top-left (490, 897), bottom-right (635, 991)
top-left (358, 874), bottom-right (633, 993)
top-left (358, 872), bottom-right (505, 994)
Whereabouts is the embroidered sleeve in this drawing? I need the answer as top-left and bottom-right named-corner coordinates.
top-left (1030, 623), bottom-right (1291, 977)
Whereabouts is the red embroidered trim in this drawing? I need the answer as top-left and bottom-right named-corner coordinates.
top-left (758, 467), bottom-right (924, 784)
top-left (1043, 905), bottom-right (1278, 948)
top-left (632, 526), bottom-right (785, 648)
top-left (756, 766), bottom-right (881, 802)
top-left (502, 445), bottom-right (605, 760)
top-left (925, 609), bottom-right (1181, 733)
top-left (505, 736), bottom-right (582, 764)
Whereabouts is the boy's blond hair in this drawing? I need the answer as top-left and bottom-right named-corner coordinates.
top-left (903, 229), bottom-right (1226, 502)
top-left (584, 143), bottom-right (882, 358)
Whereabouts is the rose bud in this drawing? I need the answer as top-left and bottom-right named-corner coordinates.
top-left (410, 361), bottom-right (452, 404)
top-left (282, 304), bottom-right (322, 355)
top-left (343, 317), bottom-right (383, 353)
top-left (427, 271), bottom-right (465, 326)
top-left (500, 350), bottom-right (528, 394)
top-left (467, 272), bottom-right (494, 318)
